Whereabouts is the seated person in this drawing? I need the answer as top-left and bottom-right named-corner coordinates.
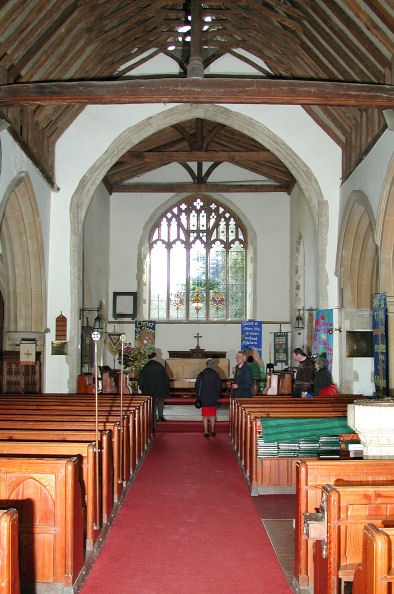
top-left (312, 356), bottom-right (336, 396)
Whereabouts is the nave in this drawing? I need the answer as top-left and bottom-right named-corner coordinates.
top-left (78, 430), bottom-right (293, 594)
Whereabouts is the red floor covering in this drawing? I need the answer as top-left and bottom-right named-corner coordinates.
top-left (81, 433), bottom-right (292, 594)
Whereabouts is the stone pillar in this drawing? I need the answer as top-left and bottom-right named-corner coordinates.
top-left (348, 400), bottom-right (394, 458)
top-left (387, 296), bottom-right (394, 397)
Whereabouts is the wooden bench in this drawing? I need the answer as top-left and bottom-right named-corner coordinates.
top-left (0, 508), bottom-right (20, 594)
top-left (0, 428), bottom-right (114, 523)
top-left (353, 523), bottom-right (394, 594)
top-left (304, 483), bottom-right (394, 594)
top-left (0, 440), bottom-right (99, 550)
top-left (0, 456), bottom-right (84, 589)
top-left (295, 459), bottom-right (394, 589)
top-left (0, 419), bottom-right (124, 503)
top-left (242, 409), bottom-right (354, 494)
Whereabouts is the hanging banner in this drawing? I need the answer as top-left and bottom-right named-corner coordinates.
top-left (312, 309), bottom-right (333, 370)
top-left (241, 321), bottom-right (262, 358)
top-left (274, 332), bottom-right (289, 366)
top-left (106, 332), bottom-right (122, 358)
top-left (372, 293), bottom-right (387, 395)
top-left (135, 320), bottom-right (156, 348)
top-left (20, 340), bottom-right (36, 365)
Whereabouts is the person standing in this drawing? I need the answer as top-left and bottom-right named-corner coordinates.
top-left (137, 352), bottom-right (170, 426)
top-left (232, 351), bottom-right (254, 398)
top-left (291, 348), bottom-right (314, 398)
top-left (195, 358), bottom-right (222, 438)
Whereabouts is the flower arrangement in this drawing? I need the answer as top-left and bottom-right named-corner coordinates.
top-left (119, 343), bottom-right (155, 373)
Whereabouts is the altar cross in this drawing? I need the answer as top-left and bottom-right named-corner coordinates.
top-left (194, 332), bottom-right (202, 349)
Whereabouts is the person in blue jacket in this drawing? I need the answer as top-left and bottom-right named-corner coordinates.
top-left (232, 351), bottom-right (254, 397)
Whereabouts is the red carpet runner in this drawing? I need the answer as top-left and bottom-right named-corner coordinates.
top-left (81, 433), bottom-right (292, 593)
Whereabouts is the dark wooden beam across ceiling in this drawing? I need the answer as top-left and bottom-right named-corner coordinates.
top-left (0, 78), bottom-right (393, 107)
top-left (124, 150), bottom-right (277, 162)
top-left (111, 182), bottom-right (289, 193)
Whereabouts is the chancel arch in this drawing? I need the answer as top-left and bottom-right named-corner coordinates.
top-left (337, 191), bottom-right (378, 311)
top-left (0, 174), bottom-right (46, 342)
top-left (69, 103), bottom-right (326, 389)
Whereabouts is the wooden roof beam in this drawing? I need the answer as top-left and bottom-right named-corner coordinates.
top-left (111, 182), bottom-right (290, 193)
top-left (0, 77), bottom-right (391, 107)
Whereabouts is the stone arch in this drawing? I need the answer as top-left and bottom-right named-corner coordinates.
top-left (336, 191), bottom-right (377, 310)
top-left (69, 104), bottom-right (326, 388)
top-left (375, 154), bottom-right (394, 295)
top-left (294, 232), bottom-right (305, 315)
top-left (0, 174), bottom-right (46, 338)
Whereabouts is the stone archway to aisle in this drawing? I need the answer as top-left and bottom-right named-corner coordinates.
top-left (69, 104), bottom-right (326, 391)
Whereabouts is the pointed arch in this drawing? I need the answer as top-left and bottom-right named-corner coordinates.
top-left (69, 104), bottom-right (325, 388)
top-left (0, 174), bottom-right (46, 334)
top-left (336, 191), bottom-right (377, 310)
top-left (375, 155), bottom-right (394, 295)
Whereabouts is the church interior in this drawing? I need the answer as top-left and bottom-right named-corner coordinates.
top-left (0, 0), bottom-right (393, 592)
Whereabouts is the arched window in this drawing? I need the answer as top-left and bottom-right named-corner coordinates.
top-left (149, 195), bottom-right (247, 321)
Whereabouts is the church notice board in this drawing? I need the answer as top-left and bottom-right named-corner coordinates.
top-left (166, 358), bottom-right (229, 386)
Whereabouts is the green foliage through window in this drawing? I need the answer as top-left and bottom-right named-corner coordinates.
top-left (149, 196), bottom-right (246, 321)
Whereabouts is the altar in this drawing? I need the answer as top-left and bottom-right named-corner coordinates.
top-left (166, 334), bottom-right (229, 390)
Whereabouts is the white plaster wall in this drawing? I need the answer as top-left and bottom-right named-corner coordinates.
top-left (46, 101), bottom-right (341, 391)
top-left (340, 130), bottom-right (394, 218)
top-left (83, 182), bottom-right (110, 316)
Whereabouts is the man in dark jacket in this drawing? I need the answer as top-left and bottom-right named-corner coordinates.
top-left (291, 348), bottom-right (314, 398)
top-left (232, 351), bottom-right (254, 398)
top-left (137, 352), bottom-right (170, 426)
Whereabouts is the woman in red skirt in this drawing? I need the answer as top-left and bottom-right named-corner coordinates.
top-left (195, 359), bottom-right (222, 438)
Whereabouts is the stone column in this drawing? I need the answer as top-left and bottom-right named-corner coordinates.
top-left (387, 296), bottom-right (394, 397)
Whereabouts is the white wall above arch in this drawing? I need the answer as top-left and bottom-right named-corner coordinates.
top-left (49, 102), bottom-right (339, 391)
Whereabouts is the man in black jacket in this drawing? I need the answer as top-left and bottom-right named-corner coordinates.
top-left (138, 352), bottom-right (170, 426)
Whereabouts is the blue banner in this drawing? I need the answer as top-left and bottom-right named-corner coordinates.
top-left (312, 309), bottom-right (333, 370)
top-left (241, 321), bottom-right (262, 359)
top-left (372, 293), bottom-right (387, 395)
top-left (274, 332), bottom-right (289, 366)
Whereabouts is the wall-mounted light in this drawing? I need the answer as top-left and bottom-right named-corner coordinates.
top-left (294, 309), bottom-right (304, 330)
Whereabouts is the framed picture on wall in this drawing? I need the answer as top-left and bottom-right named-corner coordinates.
top-left (112, 292), bottom-right (137, 319)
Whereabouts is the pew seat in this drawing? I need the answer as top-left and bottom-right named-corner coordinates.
top-left (0, 508), bottom-right (20, 594)
top-left (353, 523), bottom-right (394, 594)
top-left (305, 484), bottom-right (394, 594)
top-left (295, 459), bottom-right (394, 589)
top-left (0, 456), bottom-right (84, 589)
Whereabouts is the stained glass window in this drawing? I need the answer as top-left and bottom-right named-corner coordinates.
top-left (149, 195), bottom-right (246, 321)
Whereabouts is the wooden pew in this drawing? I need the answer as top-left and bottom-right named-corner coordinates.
top-left (0, 428), bottom-right (113, 523)
top-left (0, 393), bottom-right (152, 468)
top-left (304, 484), bottom-right (394, 594)
top-left (353, 524), bottom-right (394, 594)
top-left (0, 441), bottom-right (99, 550)
top-left (295, 459), bottom-right (394, 589)
top-left (0, 456), bottom-right (84, 589)
top-left (0, 419), bottom-right (124, 504)
top-left (0, 508), bottom-right (20, 594)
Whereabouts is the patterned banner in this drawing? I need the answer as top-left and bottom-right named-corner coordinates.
top-left (241, 321), bottom-right (262, 358)
top-left (274, 332), bottom-right (289, 366)
top-left (135, 320), bottom-right (156, 348)
top-left (106, 333), bottom-right (122, 358)
top-left (372, 293), bottom-right (387, 395)
top-left (312, 309), bottom-right (333, 370)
